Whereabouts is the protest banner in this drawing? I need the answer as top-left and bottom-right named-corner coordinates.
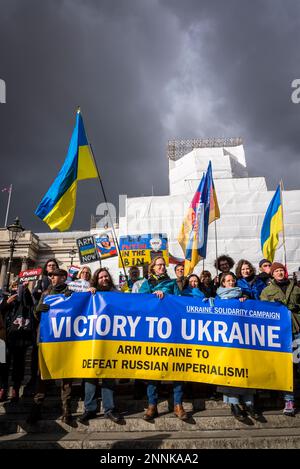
top-left (18, 267), bottom-right (43, 283)
top-left (76, 236), bottom-right (98, 264)
top-left (39, 293), bottom-right (293, 391)
top-left (118, 233), bottom-right (169, 267)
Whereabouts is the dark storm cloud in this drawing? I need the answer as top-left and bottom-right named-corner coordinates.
top-left (0, 0), bottom-right (299, 231)
top-left (162, 0), bottom-right (300, 187)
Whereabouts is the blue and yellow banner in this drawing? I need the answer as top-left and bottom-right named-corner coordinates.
top-left (39, 293), bottom-right (293, 391)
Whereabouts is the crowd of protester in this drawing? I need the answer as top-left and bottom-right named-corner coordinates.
top-left (0, 254), bottom-right (299, 426)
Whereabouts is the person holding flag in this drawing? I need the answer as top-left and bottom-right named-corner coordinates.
top-left (178, 161), bottom-right (220, 276)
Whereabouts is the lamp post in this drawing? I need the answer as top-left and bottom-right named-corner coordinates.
top-left (69, 248), bottom-right (76, 267)
top-left (6, 216), bottom-right (25, 291)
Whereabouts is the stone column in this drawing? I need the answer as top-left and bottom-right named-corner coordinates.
top-left (21, 257), bottom-right (29, 271)
top-left (0, 258), bottom-right (8, 290)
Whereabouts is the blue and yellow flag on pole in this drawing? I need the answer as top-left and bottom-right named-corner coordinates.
top-left (261, 184), bottom-right (283, 262)
top-left (35, 109), bottom-right (98, 231)
top-left (178, 161), bottom-right (220, 276)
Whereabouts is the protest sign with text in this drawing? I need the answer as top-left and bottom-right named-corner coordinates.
top-left (39, 293), bottom-right (292, 391)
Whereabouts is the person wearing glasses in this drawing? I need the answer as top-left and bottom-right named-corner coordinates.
top-left (213, 255), bottom-right (235, 288)
top-left (32, 259), bottom-right (59, 303)
top-left (138, 257), bottom-right (187, 421)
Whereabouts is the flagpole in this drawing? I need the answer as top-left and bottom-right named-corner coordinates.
top-left (77, 107), bottom-right (127, 279)
top-left (214, 220), bottom-right (218, 276)
top-left (89, 142), bottom-right (128, 281)
top-left (4, 184), bottom-right (12, 227)
top-left (279, 180), bottom-right (287, 267)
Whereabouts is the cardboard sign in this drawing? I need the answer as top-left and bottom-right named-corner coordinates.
top-left (119, 234), bottom-right (169, 267)
top-left (76, 236), bottom-right (98, 264)
top-left (67, 279), bottom-right (90, 292)
top-left (94, 231), bottom-right (118, 260)
top-left (18, 268), bottom-right (43, 283)
top-left (67, 266), bottom-right (80, 283)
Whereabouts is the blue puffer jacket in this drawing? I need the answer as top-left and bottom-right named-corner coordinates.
top-left (236, 276), bottom-right (266, 300)
top-left (138, 276), bottom-right (180, 296)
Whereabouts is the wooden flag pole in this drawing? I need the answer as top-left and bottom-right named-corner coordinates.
top-left (279, 180), bottom-right (287, 267)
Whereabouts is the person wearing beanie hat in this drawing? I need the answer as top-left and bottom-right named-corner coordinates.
top-left (259, 258), bottom-right (270, 268)
top-left (261, 263), bottom-right (300, 416)
top-left (270, 262), bottom-right (285, 276)
top-left (258, 259), bottom-right (272, 285)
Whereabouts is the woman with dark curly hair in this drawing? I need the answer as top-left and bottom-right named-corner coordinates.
top-left (235, 259), bottom-right (266, 300)
top-left (213, 255), bottom-right (235, 287)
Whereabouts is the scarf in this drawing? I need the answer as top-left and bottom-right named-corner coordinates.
top-left (217, 286), bottom-right (243, 299)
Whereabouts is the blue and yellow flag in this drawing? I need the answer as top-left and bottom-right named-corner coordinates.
top-left (178, 161), bottom-right (220, 276)
top-left (261, 184), bottom-right (283, 262)
top-left (35, 109), bottom-right (98, 231)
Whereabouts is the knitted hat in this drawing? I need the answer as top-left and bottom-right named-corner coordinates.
top-left (259, 258), bottom-right (271, 268)
top-left (270, 262), bottom-right (285, 275)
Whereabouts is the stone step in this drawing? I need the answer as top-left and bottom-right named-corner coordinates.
top-left (0, 397), bottom-right (201, 413)
top-left (2, 427), bottom-right (300, 449)
top-left (1, 409), bottom-right (299, 434)
top-left (0, 394), bottom-right (288, 416)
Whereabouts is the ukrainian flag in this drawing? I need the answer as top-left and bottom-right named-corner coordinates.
top-left (35, 109), bottom-right (98, 231)
top-left (261, 184), bottom-right (283, 262)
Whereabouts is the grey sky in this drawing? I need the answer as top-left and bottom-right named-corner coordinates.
top-left (0, 0), bottom-right (299, 232)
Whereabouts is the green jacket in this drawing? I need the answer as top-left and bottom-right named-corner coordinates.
top-left (35, 283), bottom-right (71, 321)
top-left (34, 284), bottom-right (71, 344)
top-left (260, 279), bottom-right (300, 333)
